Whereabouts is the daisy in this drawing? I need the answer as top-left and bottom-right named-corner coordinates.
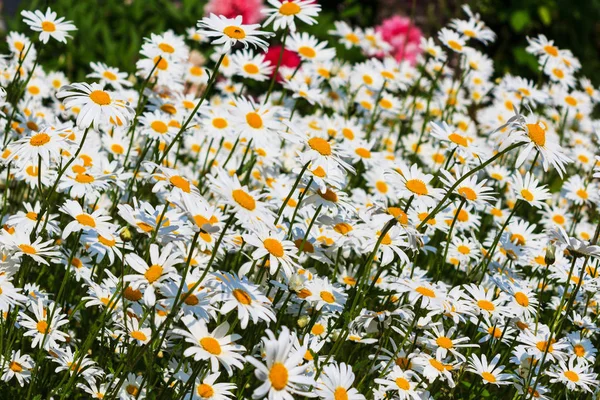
top-left (329, 21), bottom-right (363, 49)
top-left (87, 62), bottom-right (132, 90)
top-left (190, 372), bottom-right (237, 400)
top-left (386, 164), bottom-right (444, 208)
top-left (438, 27), bottom-right (468, 53)
top-left (374, 366), bottom-right (421, 400)
top-left (124, 243), bottom-right (182, 306)
top-left (467, 354), bottom-right (513, 386)
top-left (0, 274), bottom-right (27, 312)
top-left (21, 8), bottom-right (76, 44)
top-left (243, 227), bottom-right (299, 278)
top-left (210, 272), bottom-right (276, 329)
top-left (505, 110), bottom-right (571, 177)
top-left (245, 326), bottom-right (315, 399)
top-left (563, 175), bottom-right (598, 205)
top-left (423, 324), bottom-right (478, 362)
top-left (302, 276), bottom-right (347, 312)
top-left (262, 0), bottom-right (321, 32)
top-left (440, 167), bottom-right (496, 207)
top-left (547, 357), bottom-right (599, 392)
top-left (19, 299), bottom-right (69, 350)
top-left (174, 315), bottom-right (246, 376)
top-left (139, 110), bottom-right (179, 142)
top-left (197, 14), bottom-right (273, 52)
top-left (59, 199), bottom-right (113, 239)
top-left (8, 126), bottom-right (68, 167)
top-left (2, 230), bottom-right (61, 266)
top-left (57, 82), bottom-right (135, 129)
top-left (1, 350), bottom-right (34, 386)
top-left (316, 362), bottom-right (365, 400)
top-left (208, 169), bottom-right (275, 229)
top-left (287, 32), bottom-right (336, 62)
top-left (510, 172), bottom-right (551, 208)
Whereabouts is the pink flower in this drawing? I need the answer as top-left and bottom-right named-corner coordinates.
top-left (376, 15), bottom-right (423, 65)
top-left (204, 0), bottom-right (265, 25)
top-left (263, 45), bottom-right (301, 81)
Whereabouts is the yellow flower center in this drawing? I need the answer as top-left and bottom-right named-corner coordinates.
top-left (223, 26), bottom-right (246, 39)
top-left (298, 46), bottom-right (316, 58)
top-left (170, 175), bottom-right (191, 193)
top-left (436, 336), bottom-right (453, 349)
top-left (355, 147), bottom-right (371, 159)
top-left (29, 133), bottom-right (51, 147)
top-left (243, 64), bottom-right (260, 74)
top-left (232, 288), bottom-right (252, 305)
top-left (279, 2), bottom-right (301, 15)
top-left (544, 45), bottom-right (558, 57)
top-left (573, 344), bottom-right (586, 357)
top-left (320, 291), bottom-right (335, 303)
top-left (395, 377), bottom-right (410, 390)
top-left (477, 299), bottom-right (495, 311)
top-left (521, 189), bottom-right (534, 202)
top-left (111, 143), bottom-right (124, 154)
top-left (159, 42), bottom-right (175, 53)
top-left (75, 173), bottom-right (95, 183)
top-left (514, 292), bottom-right (529, 307)
top-left (76, 213), bottom-right (96, 227)
top-left (41, 21), bottom-right (56, 32)
top-left (308, 137), bottom-right (332, 156)
top-left (406, 179), bottom-right (428, 196)
top-left (458, 245), bottom-right (470, 255)
top-left (232, 189), bottom-right (256, 211)
top-left (458, 187), bottom-right (477, 201)
top-left (576, 189), bottom-right (589, 200)
top-left (151, 121), bottom-right (168, 134)
top-left (416, 286), bottom-right (435, 297)
top-left (98, 235), bottom-right (116, 247)
top-left (9, 361), bottom-right (22, 373)
top-left (481, 372), bottom-right (496, 383)
top-left (264, 238), bottom-right (284, 258)
top-left (269, 363), bottom-right (289, 391)
top-left (334, 223), bottom-right (353, 235)
top-left (246, 112), bottom-right (263, 129)
top-left (334, 387), bottom-right (349, 400)
top-left (197, 383), bottom-right (214, 398)
top-left (89, 90), bottom-right (111, 106)
top-left (144, 264), bottom-right (163, 283)
top-left (212, 118), bottom-right (228, 129)
top-left (19, 244), bottom-right (37, 254)
top-left (200, 337), bottom-right (222, 355)
top-left (448, 132), bottom-right (468, 147)
top-left (526, 123), bottom-right (546, 147)
top-left (131, 330), bottom-right (147, 341)
top-left (36, 320), bottom-right (49, 334)
top-left (447, 40), bottom-right (463, 51)
top-left (103, 71), bottom-right (117, 81)
top-left (564, 370), bottom-right (579, 382)
top-left (126, 385), bottom-right (139, 396)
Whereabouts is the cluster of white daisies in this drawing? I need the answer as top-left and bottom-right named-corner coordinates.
top-left (0, 2), bottom-right (599, 400)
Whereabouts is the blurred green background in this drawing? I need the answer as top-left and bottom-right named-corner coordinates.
top-left (2, 0), bottom-right (600, 84)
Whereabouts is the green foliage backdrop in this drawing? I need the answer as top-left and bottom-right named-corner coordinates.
top-left (2, 0), bottom-right (600, 84)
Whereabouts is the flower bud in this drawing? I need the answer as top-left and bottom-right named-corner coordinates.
top-left (545, 243), bottom-right (556, 266)
top-left (297, 315), bottom-right (310, 328)
top-left (120, 227), bottom-right (133, 242)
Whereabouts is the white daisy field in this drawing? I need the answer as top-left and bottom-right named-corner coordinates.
top-left (0, 2), bottom-right (599, 399)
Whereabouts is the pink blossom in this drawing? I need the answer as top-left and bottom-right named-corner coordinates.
top-left (204, 0), bottom-right (265, 25)
top-left (376, 15), bottom-right (423, 65)
top-left (264, 45), bottom-right (301, 81)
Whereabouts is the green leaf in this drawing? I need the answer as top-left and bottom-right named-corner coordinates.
top-left (510, 10), bottom-right (531, 32)
top-left (538, 6), bottom-right (552, 26)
